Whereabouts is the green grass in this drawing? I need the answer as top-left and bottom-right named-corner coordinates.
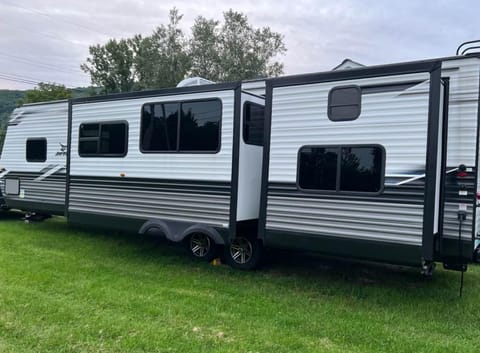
top-left (0, 212), bottom-right (479, 353)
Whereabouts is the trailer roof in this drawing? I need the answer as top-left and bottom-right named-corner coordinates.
top-left (71, 81), bottom-right (241, 105)
top-left (267, 54), bottom-right (480, 88)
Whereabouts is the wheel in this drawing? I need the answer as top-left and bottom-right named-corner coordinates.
top-left (187, 233), bottom-right (218, 262)
top-left (225, 236), bottom-right (263, 270)
top-left (474, 248), bottom-right (480, 263)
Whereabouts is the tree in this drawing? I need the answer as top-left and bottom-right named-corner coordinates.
top-left (81, 8), bottom-right (286, 93)
top-left (190, 10), bottom-right (286, 81)
top-left (189, 17), bottom-right (221, 80)
top-left (132, 8), bottom-right (191, 90)
top-left (81, 39), bottom-right (135, 94)
top-left (17, 82), bottom-right (72, 105)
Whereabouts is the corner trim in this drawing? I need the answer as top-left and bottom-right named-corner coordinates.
top-left (422, 63), bottom-right (442, 261)
top-left (228, 86), bottom-right (242, 239)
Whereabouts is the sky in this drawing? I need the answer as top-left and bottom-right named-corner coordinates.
top-left (0, 0), bottom-right (479, 90)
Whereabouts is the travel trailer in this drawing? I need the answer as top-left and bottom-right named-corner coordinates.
top-left (1, 45), bottom-right (480, 274)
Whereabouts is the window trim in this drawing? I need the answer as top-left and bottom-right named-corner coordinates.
top-left (327, 85), bottom-right (362, 122)
top-left (296, 144), bottom-right (386, 196)
top-left (26, 137), bottom-right (47, 162)
top-left (78, 120), bottom-right (129, 158)
top-left (242, 101), bottom-right (265, 146)
top-left (139, 98), bottom-right (223, 154)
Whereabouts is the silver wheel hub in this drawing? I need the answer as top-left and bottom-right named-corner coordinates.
top-left (230, 237), bottom-right (253, 264)
top-left (190, 233), bottom-right (211, 258)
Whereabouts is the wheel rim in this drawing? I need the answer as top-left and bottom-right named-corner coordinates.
top-left (229, 237), bottom-right (253, 264)
top-left (190, 233), bottom-right (211, 258)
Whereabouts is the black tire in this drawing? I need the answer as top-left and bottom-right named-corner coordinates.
top-left (474, 248), bottom-right (480, 264)
top-left (187, 232), bottom-right (218, 262)
top-left (225, 236), bottom-right (263, 270)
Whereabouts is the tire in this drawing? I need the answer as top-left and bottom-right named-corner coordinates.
top-left (225, 236), bottom-right (263, 270)
top-left (187, 232), bottom-right (218, 262)
top-left (474, 248), bottom-right (480, 264)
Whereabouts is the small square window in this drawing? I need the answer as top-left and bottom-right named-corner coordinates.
top-left (26, 138), bottom-right (47, 162)
top-left (327, 85), bottom-right (361, 121)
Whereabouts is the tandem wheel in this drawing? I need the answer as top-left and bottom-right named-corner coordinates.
top-left (187, 232), bottom-right (219, 262)
top-left (225, 236), bottom-right (263, 270)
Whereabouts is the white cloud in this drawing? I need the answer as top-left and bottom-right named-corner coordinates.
top-left (0, 0), bottom-right (479, 89)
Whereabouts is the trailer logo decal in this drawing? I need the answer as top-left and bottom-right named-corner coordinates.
top-left (55, 143), bottom-right (67, 157)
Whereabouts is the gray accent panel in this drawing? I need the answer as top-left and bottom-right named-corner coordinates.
top-left (0, 171), bottom-right (66, 212)
top-left (265, 183), bottom-right (425, 246)
top-left (68, 177), bottom-right (231, 228)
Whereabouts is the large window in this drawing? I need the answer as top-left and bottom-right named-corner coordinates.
top-left (243, 102), bottom-right (265, 146)
top-left (327, 85), bottom-right (362, 121)
top-left (298, 145), bottom-right (384, 193)
top-left (141, 99), bottom-right (221, 153)
top-left (26, 138), bottom-right (47, 162)
top-left (79, 121), bottom-right (128, 157)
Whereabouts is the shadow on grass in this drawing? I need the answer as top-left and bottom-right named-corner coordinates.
top-left (4, 211), bottom-right (472, 301)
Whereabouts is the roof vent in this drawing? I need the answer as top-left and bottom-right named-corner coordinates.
top-left (176, 77), bottom-right (215, 88)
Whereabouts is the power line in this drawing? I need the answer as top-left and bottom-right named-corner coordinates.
top-left (0, 71), bottom-right (83, 88)
top-left (2, 1), bottom-right (111, 37)
top-left (4, 20), bottom-right (79, 45)
top-left (0, 51), bottom-right (83, 74)
top-left (0, 74), bottom-right (38, 86)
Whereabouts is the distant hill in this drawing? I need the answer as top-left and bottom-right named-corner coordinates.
top-left (0, 90), bottom-right (26, 152)
top-left (0, 89), bottom-right (25, 121)
top-left (0, 87), bottom-right (96, 153)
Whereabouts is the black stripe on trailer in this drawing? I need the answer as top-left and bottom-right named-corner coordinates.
top-left (228, 86), bottom-right (243, 239)
top-left (258, 79), bottom-right (273, 240)
top-left (473, 68), bottom-right (480, 246)
top-left (71, 82), bottom-right (241, 105)
top-left (267, 59), bottom-right (442, 88)
top-left (437, 77), bottom-right (450, 260)
top-left (65, 99), bottom-right (73, 219)
top-left (422, 63), bottom-right (442, 262)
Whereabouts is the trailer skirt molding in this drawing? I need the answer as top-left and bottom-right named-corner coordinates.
top-left (264, 229), bottom-right (423, 266)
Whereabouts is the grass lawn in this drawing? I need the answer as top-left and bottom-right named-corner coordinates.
top-left (0, 212), bottom-right (479, 353)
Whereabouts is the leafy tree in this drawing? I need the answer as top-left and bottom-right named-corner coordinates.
top-left (189, 17), bottom-right (221, 80)
top-left (132, 8), bottom-right (191, 90)
top-left (190, 10), bottom-right (286, 81)
top-left (81, 8), bottom-right (286, 92)
top-left (17, 83), bottom-right (72, 105)
top-left (81, 39), bottom-right (135, 94)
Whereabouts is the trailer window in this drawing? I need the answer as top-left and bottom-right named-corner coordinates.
top-left (298, 147), bottom-right (338, 190)
top-left (141, 103), bottom-right (178, 151)
top-left (243, 102), bottom-right (264, 146)
top-left (179, 100), bottom-right (221, 152)
top-left (340, 146), bottom-right (383, 192)
top-left (26, 138), bottom-right (47, 162)
top-left (298, 145), bottom-right (384, 193)
top-left (79, 122), bottom-right (128, 157)
top-left (327, 85), bottom-right (361, 121)
top-left (141, 98), bottom-right (221, 153)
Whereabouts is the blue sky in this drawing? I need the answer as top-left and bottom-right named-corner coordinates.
top-left (0, 0), bottom-right (479, 89)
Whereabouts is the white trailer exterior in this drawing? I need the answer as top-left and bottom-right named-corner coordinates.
top-left (65, 82), bottom-right (264, 264)
top-left (0, 100), bottom-right (68, 215)
top-left (0, 53), bottom-right (479, 273)
top-left (259, 56), bottom-right (480, 270)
